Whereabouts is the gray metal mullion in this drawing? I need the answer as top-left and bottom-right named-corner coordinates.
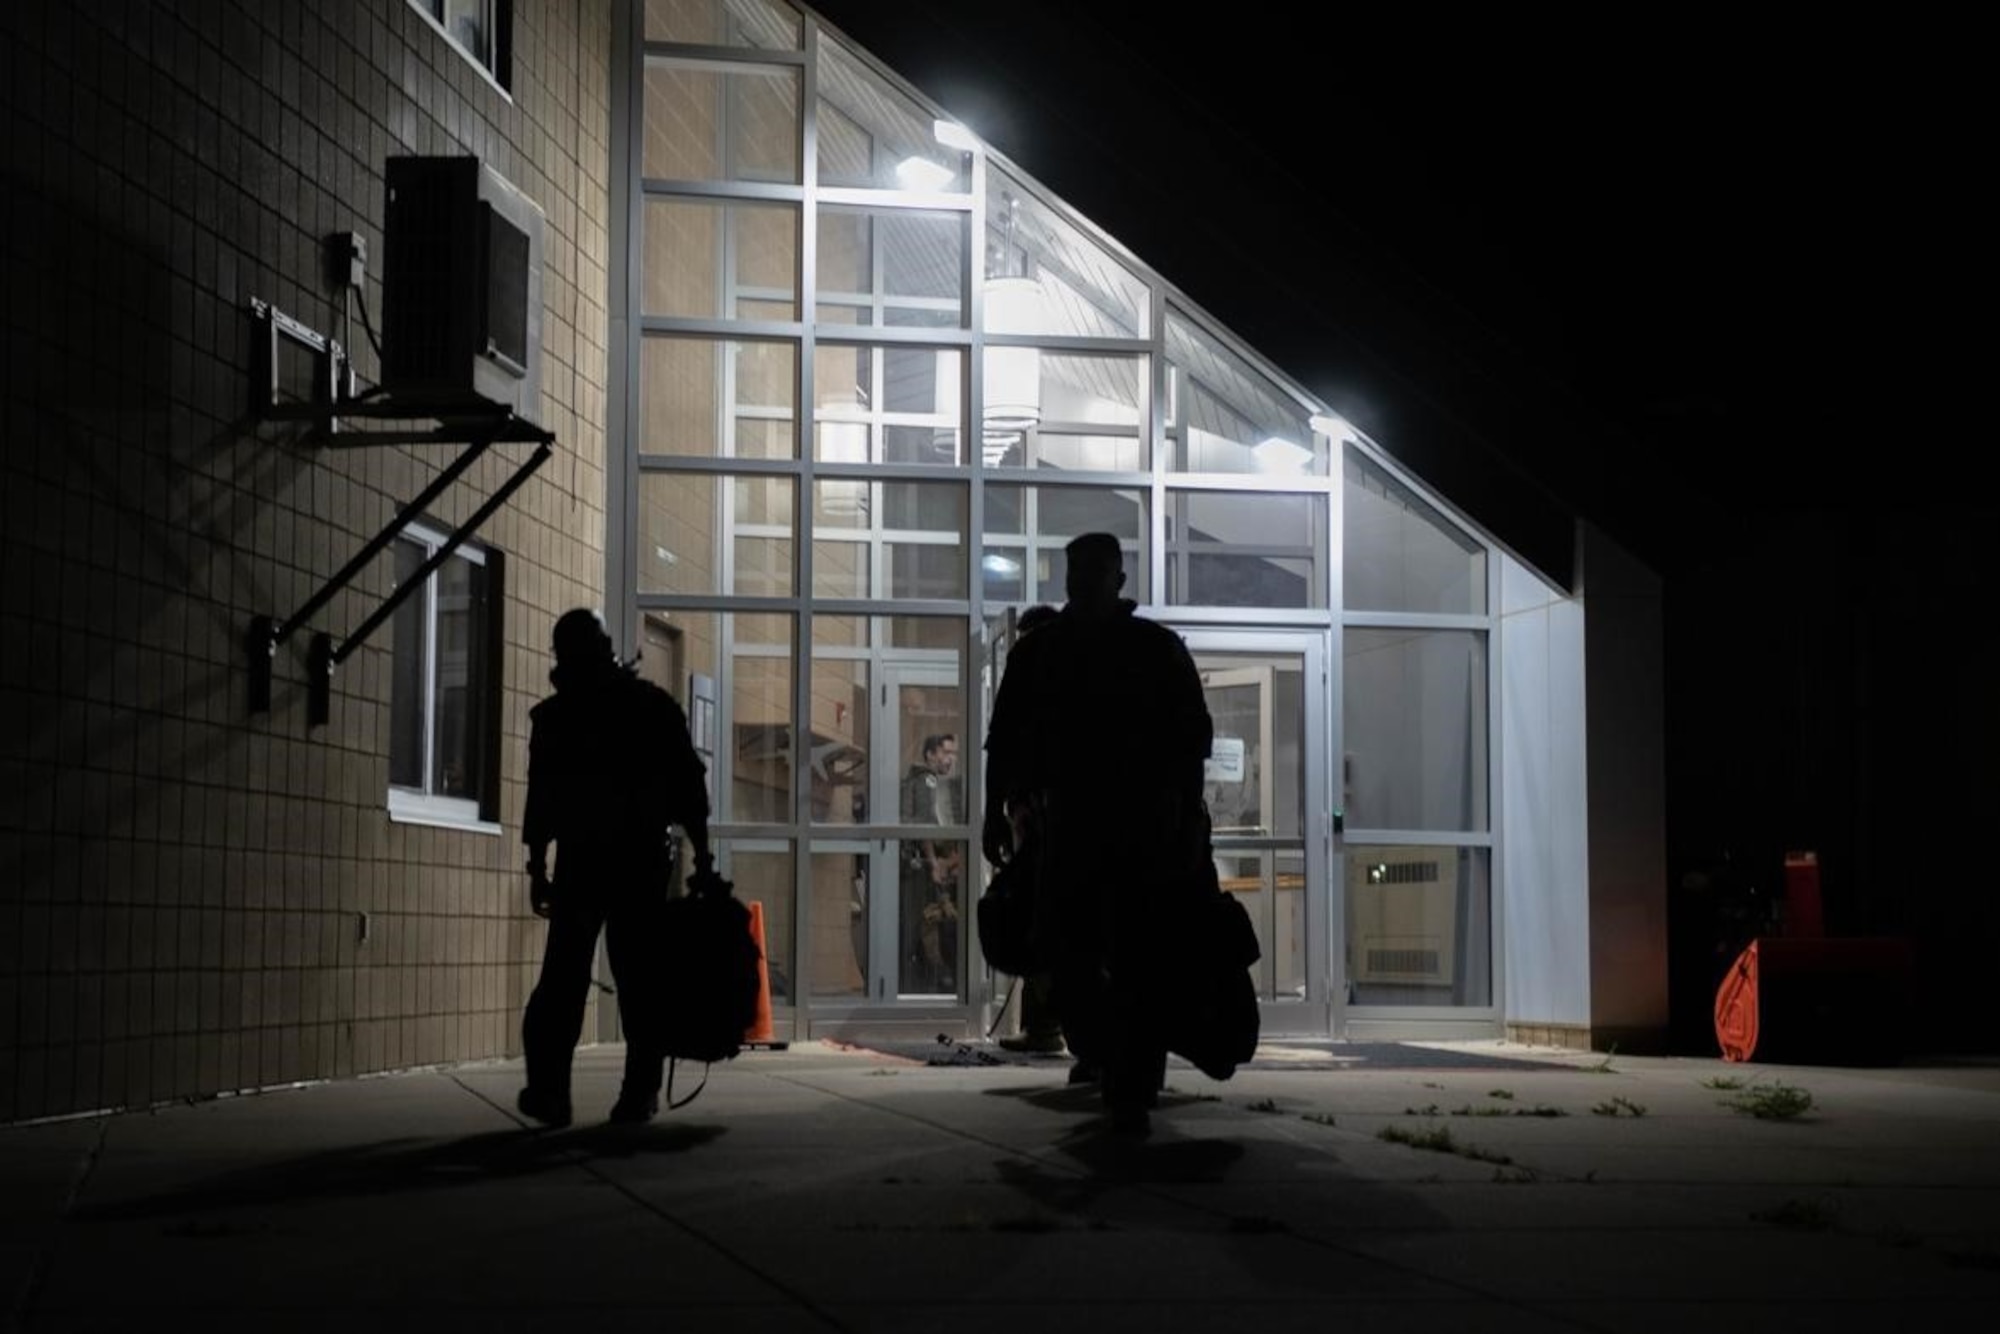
top-left (799, 598), bottom-right (969, 619)
top-left (795, 13), bottom-right (822, 1016)
top-left (610, 0), bottom-right (642, 656)
top-left (811, 462), bottom-right (972, 483)
top-left (816, 185), bottom-right (975, 213)
top-left (1340, 828), bottom-right (1497, 849)
top-left (983, 468), bottom-right (1154, 491)
top-left (1020, 415), bottom-right (1146, 433)
top-left (635, 593), bottom-right (802, 615)
top-left (639, 43), bottom-right (807, 69)
top-left (639, 177), bottom-right (805, 205)
top-left (966, 147), bottom-right (994, 1015)
top-left (868, 209), bottom-right (887, 328)
top-left (1342, 610), bottom-right (1491, 633)
top-left (419, 552), bottom-right (438, 793)
top-left (1150, 279), bottom-right (1170, 604)
top-left (810, 324), bottom-right (974, 349)
top-left (983, 332), bottom-right (1147, 355)
top-left (1180, 543), bottom-right (1321, 561)
top-left (1151, 605), bottom-right (1335, 629)
top-left (1161, 472), bottom-right (1338, 494)
top-left (636, 453), bottom-right (800, 476)
top-left (639, 315), bottom-right (803, 340)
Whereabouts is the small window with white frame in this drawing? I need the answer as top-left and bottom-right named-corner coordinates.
top-left (388, 521), bottom-right (503, 830)
top-left (410, 0), bottom-right (512, 91)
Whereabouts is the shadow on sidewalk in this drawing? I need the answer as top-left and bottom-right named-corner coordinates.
top-left (76, 1121), bottom-right (726, 1221)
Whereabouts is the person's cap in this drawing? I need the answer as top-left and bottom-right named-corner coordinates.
top-left (551, 608), bottom-right (613, 662)
top-left (1064, 531), bottom-right (1122, 574)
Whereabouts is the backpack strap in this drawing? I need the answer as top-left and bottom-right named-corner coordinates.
top-left (665, 1056), bottom-right (711, 1110)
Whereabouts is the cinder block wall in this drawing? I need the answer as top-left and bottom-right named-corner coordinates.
top-left (0, 0), bottom-right (612, 1122)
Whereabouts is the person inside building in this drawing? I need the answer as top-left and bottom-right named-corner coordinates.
top-left (518, 608), bottom-right (714, 1128)
top-left (983, 534), bottom-right (1213, 1134)
top-left (900, 731), bottom-right (963, 992)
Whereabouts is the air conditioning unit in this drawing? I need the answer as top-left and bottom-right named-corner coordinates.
top-left (1347, 848), bottom-right (1457, 986)
top-left (381, 156), bottom-right (544, 419)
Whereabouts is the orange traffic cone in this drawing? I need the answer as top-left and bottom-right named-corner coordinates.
top-left (743, 900), bottom-right (783, 1048)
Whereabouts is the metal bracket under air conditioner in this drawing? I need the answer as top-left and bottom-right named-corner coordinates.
top-left (246, 299), bottom-right (556, 726)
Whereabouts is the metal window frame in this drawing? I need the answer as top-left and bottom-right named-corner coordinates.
top-left (384, 521), bottom-right (499, 833)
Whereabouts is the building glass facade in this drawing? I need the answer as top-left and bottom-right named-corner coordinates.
top-left (615, 0), bottom-right (1509, 1040)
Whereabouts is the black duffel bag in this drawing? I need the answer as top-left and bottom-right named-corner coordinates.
top-left (976, 849), bottom-right (1039, 977)
top-left (655, 870), bottom-right (763, 1106)
top-left (1158, 825), bottom-right (1262, 1081)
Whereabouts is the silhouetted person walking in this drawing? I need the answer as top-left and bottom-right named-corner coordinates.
top-left (519, 608), bottom-right (712, 1127)
top-left (983, 535), bottom-right (1212, 1133)
top-left (990, 603), bottom-right (1067, 1056)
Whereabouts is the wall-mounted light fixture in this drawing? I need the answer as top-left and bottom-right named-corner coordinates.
top-left (933, 119), bottom-right (980, 152)
top-left (1310, 412), bottom-right (1361, 444)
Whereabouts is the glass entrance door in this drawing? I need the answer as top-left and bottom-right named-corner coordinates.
top-left (1181, 629), bottom-right (1330, 1036)
top-left (864, 661), bottom-right (966, 1000)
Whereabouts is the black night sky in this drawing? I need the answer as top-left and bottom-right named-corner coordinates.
top-left (804, 3), bottom-right (1977, 550)
top-left (806, 1), bottom-right (1996, 1047)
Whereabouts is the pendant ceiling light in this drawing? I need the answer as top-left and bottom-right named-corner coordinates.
top-left (983, 192), bottom-right (1043, 461)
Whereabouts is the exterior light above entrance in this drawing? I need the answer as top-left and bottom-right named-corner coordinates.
top-left (1310, 412), bottom-right (1361, 444)
top-left (895, 155), bottom-right (955, 191)
top-left (933, 119), bottom-right (980, 151)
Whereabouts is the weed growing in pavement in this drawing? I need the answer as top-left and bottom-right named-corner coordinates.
top-left (1456, 1103), bottom-right (1567, 1118)
top-left (1722, 1083), bottom-right (1814, 1120)
top-left (1378, 1123), bottom-right (1514, 1166)
top-left (1382, 1123), bottom-right (1455, 1152)
top-left (1591, 1096), bottom-right (1647, 1118)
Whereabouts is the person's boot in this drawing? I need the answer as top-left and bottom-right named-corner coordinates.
top-left (614, 1047), bottom-right (665, 1123)
top-left (1106, 1100), bottom-right (1151, 1136)
top-left (999, 1031), bottom-right (1065, 1054)
top-left (608, 1090), bottom-right (660, 1124)
top-left (516, 1085), bottom-right (573, 1128)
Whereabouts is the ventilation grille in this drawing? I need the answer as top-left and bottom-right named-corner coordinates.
top-left (1366, 948), bottom-right (1442, 976)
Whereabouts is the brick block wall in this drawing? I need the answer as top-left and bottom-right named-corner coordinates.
top-left (0, 0), bottom-right (613, 1122)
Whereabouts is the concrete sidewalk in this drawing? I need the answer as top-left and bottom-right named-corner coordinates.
top-left (5, 1039), bottom-right (1998, 1332)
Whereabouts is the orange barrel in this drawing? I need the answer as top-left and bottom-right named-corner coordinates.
top-left (743, 900), bottom-right (776, 1047)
